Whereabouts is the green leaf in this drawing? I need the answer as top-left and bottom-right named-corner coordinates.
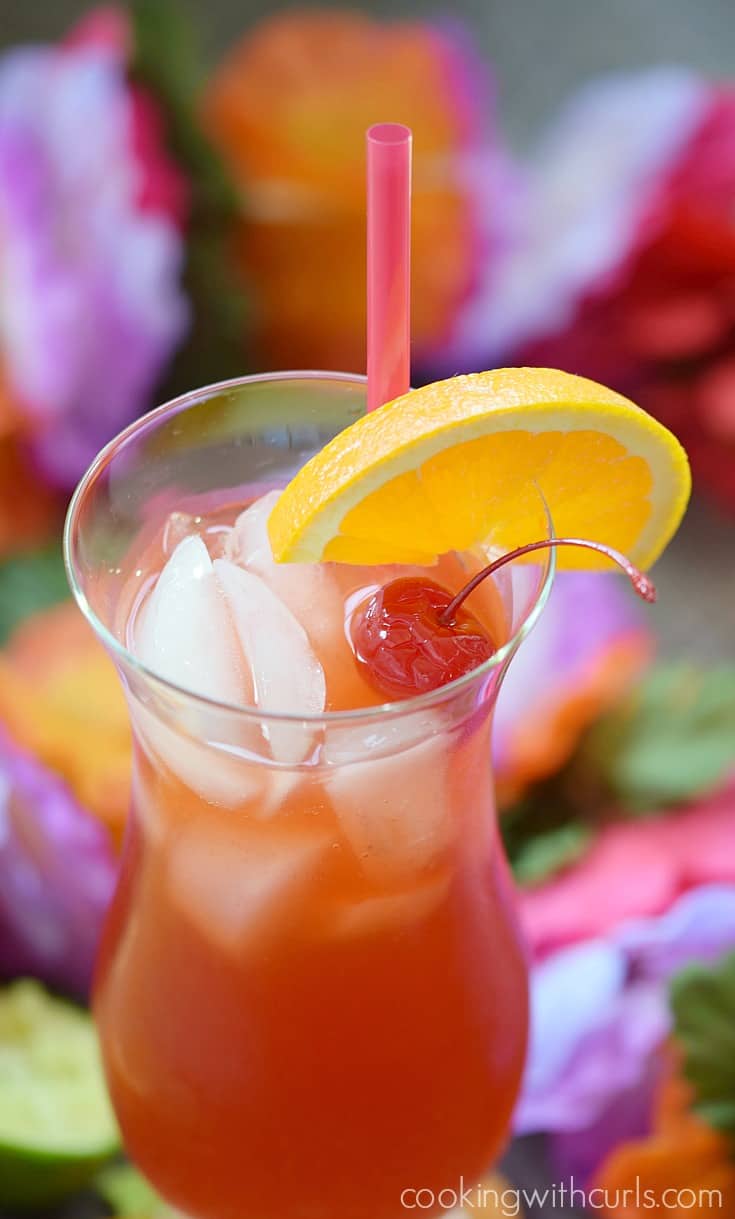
top-left (168, 226), bottom-right (250, 394)
top-left (129, 0), bottom-right (237, 220)
top-left (671, 951), bottom-right (735, 1138)
top-left (579, 664), bottom-right (735, 812)
top-left (510, 821), bottom-right (593, 886)
top-left (128, 0), bottom-right (250, 395)
top-left (499, 660), bottom-right (735, 887)
top-left (500, 778), bottom-right (596, 886)
top-left (130, 0), bottom-right (202, 103)
top-left (0, 546), bottom-right (69, 644)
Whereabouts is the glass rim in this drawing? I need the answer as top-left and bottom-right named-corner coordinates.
top-left (63, 369), bottom-right (556, 727)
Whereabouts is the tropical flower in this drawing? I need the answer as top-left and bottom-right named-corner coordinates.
top-left (594, 1063), bottom-right (735, 1215)
top-left (486, 70), bottom-right (735, 512)
top-left (0, 728), bottom-right (117, 997)
top-left (520, 780), bottom-right (735, 955)
top-left (0, 13), bottom-right (188, 509)
top-left (0, 600), bottom-right (131, 843)
top-left (203, 9), bottom-right (514, 374)
top-left (460, 69), bottom-right (709, 364)
top-left (517, 885), bottom-right (735, 1178)
top-left (67, 6), bottom-right (189, 228)
top-left (494, 572), bottom-right (651, 804)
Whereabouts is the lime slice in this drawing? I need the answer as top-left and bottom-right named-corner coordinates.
top-left (96, 1164), bottom-right (177, 1217)
top-left (0, 980), bottom-right (120, 1209)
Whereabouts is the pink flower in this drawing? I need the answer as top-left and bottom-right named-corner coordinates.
top-left (516, 884), bottom-right (735, 1176)
top-left (520, 779), bottom-right (735, 958)
top-left (0, 22), bottom-right (189, 488)
top-left (67, 5), bottom-right (189, 227)
top-left (465, 69), bottom-right (710, 363)
top-left (494, 572), bottom-right (651, 803)
top-left (483, 70), bottom-right (735, 512)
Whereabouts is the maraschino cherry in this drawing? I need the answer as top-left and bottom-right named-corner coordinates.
top-left (350, 537), bottom-right (656, 700)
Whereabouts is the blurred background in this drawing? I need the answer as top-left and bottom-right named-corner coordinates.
top-left (2, 0), bottom-right (733, 657)
top-left (3, 0), bottom-right (735, 145)
top-left (0, 2), bottom-right (734, 1217)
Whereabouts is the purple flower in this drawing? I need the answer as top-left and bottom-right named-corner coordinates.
top-left (453, 68), bottom-right (709, 366)
top-left (494, 572), bottom-right (651, 799)
top-left (0, 42), bottom-right (188, 487)
top-left (0, 730), bottom-right (117, 998)
top-left (515, 885), bottom-right (735, 1173)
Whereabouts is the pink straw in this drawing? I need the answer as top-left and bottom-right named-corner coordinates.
top-left (366, 123), bottom-right (412, 413)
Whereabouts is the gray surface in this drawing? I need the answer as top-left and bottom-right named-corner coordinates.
top-left (648, 495), bottom-right (735, 662)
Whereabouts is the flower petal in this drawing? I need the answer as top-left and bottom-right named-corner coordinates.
top-left (0, 728), bottom-right (116, 996)
top-left (0, 601), bottom-right (131, 843)
top-left (518, 883), bottom-right (735, 1161)
top-left (494, 571), bottom-right (651, 802)
top-left (521, 783), bottom-right (735, 955)
top-left (0, 40), bottom-right (188, 487)
top-left (203, 10), bottom-right (510, 371)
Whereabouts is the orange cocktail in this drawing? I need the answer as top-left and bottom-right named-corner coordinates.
top-left (66, 372), bottom-right (552, 1219)
top-left (99, 498), bottom-right (535, 1219)
top-left (97, 641), bottom-right (528, 1219)
top-left (66, 360), bottom-right (687, 1219)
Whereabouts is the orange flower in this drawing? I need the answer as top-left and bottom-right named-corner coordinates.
top-left (204, 10), bottom-right (504, 372)
top-left (595, 1063), bottom-right (735, 1216)
top-left (497, 633), bottom-right (651, 806)
top-left (0, 600), bottom-right (130, 842)
top-left (493, 571), bottom-right (653, 807)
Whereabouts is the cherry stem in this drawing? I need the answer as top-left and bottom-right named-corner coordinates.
top-left (440, 537), bottom-right (657, 626)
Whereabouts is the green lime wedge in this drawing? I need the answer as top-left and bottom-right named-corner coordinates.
top-left (95, 1164), bottom-right (176, 1218)
top-left (0, 980), bottom-right (120, 1209)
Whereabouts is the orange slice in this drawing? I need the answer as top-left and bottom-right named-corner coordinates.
top-left (268, 368), bottom-right (691, 570)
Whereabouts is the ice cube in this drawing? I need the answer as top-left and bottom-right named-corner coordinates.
top-left (162, 511), bottom-right (199, 556)
top-left (133, 537), bottom-right (264, 803)
top-left (168, 818), bottom-right (335, 953)
top-left (226, 492), bottom-right (346, 660)
top-left (214, 558), bottom-right (326, 763)
top-left (227, 489), bottom-right (282, 569)
top-left (323, 711), bottom-right (444, 766)
top-left (129, 759), bottom-right (167, 843)
top-left (325, 876), bottom-right (449, 940)
top-left (132, 702), bottom-right (266, 809)
top-left (136, 535), bottom-right (245, 706)
top-left (326, 724), bottom-right (455, 885)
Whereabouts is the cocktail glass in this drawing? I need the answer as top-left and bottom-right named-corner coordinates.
top-left (65, 371), bottom-right (554, 1219)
